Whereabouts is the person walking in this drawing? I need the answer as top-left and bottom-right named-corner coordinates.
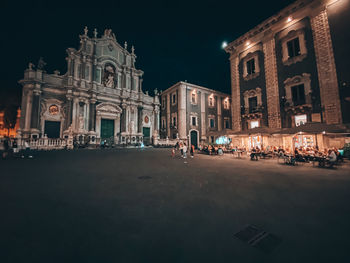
top-left (183, 143), bottom-right (188, 163)
top-left (190, 144), bottom-right (195, 158)
top-left (180, 142), bottom-right (184, 157)
top-left (171, 146), bottom-right (175, 158)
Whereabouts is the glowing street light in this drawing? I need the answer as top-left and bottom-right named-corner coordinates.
top-left (222, 41), bottom-right (228, 49)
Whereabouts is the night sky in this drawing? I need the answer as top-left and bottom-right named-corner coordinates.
top-left (0, 0), bottom-right (296, 109)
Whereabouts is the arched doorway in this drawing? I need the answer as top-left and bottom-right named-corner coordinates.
top-left (190, 130), bottom-right (198, 149)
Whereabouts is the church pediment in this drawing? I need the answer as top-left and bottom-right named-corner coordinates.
top-left (96, 102), bottom-right (122, 115)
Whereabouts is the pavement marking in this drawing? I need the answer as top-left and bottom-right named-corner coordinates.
top-left (234, 225), bottom-right (282, 253)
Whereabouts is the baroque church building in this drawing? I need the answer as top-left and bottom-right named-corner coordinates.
top-left (18, 27), bottom-right (160, 145)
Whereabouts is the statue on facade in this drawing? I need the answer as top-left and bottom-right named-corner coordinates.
top-left (84, 26), bottom-right (88, 36)
top-left (79, 115), bottom-right (84, 130)
top-left (93, 28), bottom-right (98, 38)
top-left (28, 62), bottom-right (34, 70)
top-left (103, 64), bottom-right (116, 88)
top-left (37, 57), bottom-right (46, 70)
top-left (131, 45), bottom-right (135, 55)
top-left (104, 29), bottom-right (112, 37)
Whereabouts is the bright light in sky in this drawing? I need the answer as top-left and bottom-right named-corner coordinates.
top-left (222, 41), bottom-right (228, 49)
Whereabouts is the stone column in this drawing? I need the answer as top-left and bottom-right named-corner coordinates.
top-left (24, 89), bottom-right (33, 132)
top-left (230, 54), bottom-right (241, 131)
top-left (89, 100), bottom-right (96, 131)
top-left (166, 93), bottom-right (171, 138)
top-left (138, 106), bottom-right (143, 133)
top-left (263, 35), bottom-right (282, 128)
top-left (153, 108), bottom-right (159, 131)
top-left (72, 98), bottom-right (79, 131)
top-left (200, 92), bottom-right (206, 141)
top-left (311, 9), bottom-right (342, 124)
top-left (178, 85), bottom-right (187, 140)
top-left (121, 104), bottom-right (127, 132)
top-left (65, 96), bottom-right (73, 130)
top-left (30, 89), bottom-right (41, 130)
top-left (217, 96), bottom-right (222, 131)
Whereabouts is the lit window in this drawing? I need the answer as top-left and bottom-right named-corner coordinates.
top-left (224, 100), bottom-right (229, 110)
top-left (191, 93), bottom-right (197, 104)
top-left (209, 97), bottom-right (214, 107)
top-left (295, 114), bottom-right (307, 127)
top-left (250, 120), bottom-right (259, 129)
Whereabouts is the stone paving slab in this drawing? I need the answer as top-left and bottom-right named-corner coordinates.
top-left (0, 148), bottom-right (350, 263)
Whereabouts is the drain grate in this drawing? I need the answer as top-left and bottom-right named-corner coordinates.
top-left (138, 176), bottom-right (152, 180)
top-left (234, 225), bottom-right (282, 253)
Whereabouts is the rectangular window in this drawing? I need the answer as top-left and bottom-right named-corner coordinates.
top-left (291, 84), bottom-right (305, 106)
top-left (248, 96), bottom-right (258, 113)
top-left (246, 58), bottom-right (255, 75)
top-left (225, 119), bottom-right (230, 129)
top-left (191, 116), bottom-right (197, 126)
top-left (250, 120), bottom-right (259, 129)
top-left (287, 38), bottom-right (301, 58)
top-left (173, 117), bottom-right (177, 127)
top-left (224, 100), bottom-right (229, 110)
top-left (209, 118), bottom-right (215, 128)
top-left (162, 98), bottom-right (166, 109)
top-left (209, 97), bottom-right (214, 107)
top-left (295, 114), bottom-right (307, 127)
top-left (191, 93), bottom-right (196, 104)
top-left (162, 119), bottom-right (166, 129)
top-left (172, 93), bottom-right (177, 105)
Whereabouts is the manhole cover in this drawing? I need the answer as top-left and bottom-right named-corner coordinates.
top-left (138, 176), bottom-right (152, 180)
top-left (234, 225), bottom-right (282, 253)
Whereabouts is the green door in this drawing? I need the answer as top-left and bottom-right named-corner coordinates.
top-left (101, 119), bottom-right (114, 139)
top-left (190, 130), bottom-right (198, 149)
top-left (143, 127), bottom-right (151, 145)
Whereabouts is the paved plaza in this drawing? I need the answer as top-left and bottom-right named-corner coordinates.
top-left (1, 148), bottom-right (350, 263)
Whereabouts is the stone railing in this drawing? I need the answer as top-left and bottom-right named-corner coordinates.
top-left (155, 138), bottom-right (178, 147)
top-left (19, 138), bottom-right (72, 150)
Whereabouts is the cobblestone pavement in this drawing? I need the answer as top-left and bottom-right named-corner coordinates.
top-left (1, 148), bottom-right (350, 263)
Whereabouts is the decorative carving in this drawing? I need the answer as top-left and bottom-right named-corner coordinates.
top-left (49, 105), bottom-right (59, 115)
top-left (37, 57), bottom-right (46, 70)
top-left (103, 63), bottom-right (117, 88)
top-left (84, 26), bottom-right (88, 36)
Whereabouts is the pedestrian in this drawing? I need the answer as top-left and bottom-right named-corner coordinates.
top-left (180, 142), bottom-right (183, 157)
top-left (2, 138), bottom-right (9, 159)
top-left (12, 139), bottom-right (18, 156)
top-left (171, 146), bottom-right (175, 158)
top-left (24, 140), bottom-right (33, 158)
top-left (183, 143), bottom-right (187, 159)
top-left (190, 144), bottom-right (194, 158)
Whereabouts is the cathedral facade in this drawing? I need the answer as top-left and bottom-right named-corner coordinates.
top-left (18, 28), bottom-right (160, 145)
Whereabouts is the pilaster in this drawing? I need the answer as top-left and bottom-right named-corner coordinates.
top-left (310, 9), bottom-right (342, 124)
top-left (263, 36), bottom-right (282, 128)
top-left (230, 55), bottom-right (241, 131)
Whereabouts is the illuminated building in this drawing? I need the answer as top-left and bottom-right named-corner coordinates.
top-left (18, 28), bottom-right (160, 145)
top-left (160, 81), bottom-right (231, 147)
top-left (224, 0), bottom-right (350, 149)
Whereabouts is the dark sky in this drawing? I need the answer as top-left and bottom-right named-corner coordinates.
top-left (0, 0), bottom-right (295, 108)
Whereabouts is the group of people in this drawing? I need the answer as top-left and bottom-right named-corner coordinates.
top-left (172, 141), bottom-right (195, 160)
top-left (0, 137), bottom-right (33, 159)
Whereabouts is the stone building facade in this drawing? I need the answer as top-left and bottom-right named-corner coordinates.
top-left (18, 28), bottom-right (160, 145)
top-left (225, 0), bottom-right (350, 132)
top-left (160, 82), bottom-right (231, 147)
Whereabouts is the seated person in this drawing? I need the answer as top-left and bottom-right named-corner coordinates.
top-left (327, 149), bottom-right (337, 166)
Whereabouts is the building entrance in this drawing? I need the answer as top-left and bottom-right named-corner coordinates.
top-left (44, 121), bottom-right (61, 138)
top-left (101, 119), bottom-right (114, 139)
top-left (190, 130), bottom-right (198, 149)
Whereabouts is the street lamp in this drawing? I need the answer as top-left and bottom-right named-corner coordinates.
top-left (222, 41), bottom-right (228, 49)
